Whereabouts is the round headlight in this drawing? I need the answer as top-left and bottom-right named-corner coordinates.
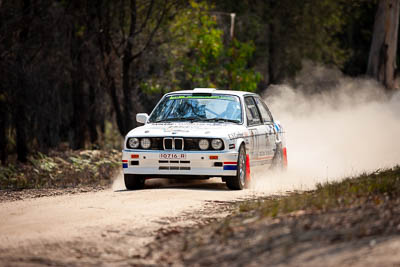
top-left (128, 138), bottom-right (140, 149)
top-left (211, 139), bottom-right (223, 150)
top-left (140, 138), bottom-right (151, 149)
top-left (198, 139), bottom-right (209, 150)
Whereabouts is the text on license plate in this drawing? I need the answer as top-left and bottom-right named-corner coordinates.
top-left (159, 153), bottom-right (186, 159)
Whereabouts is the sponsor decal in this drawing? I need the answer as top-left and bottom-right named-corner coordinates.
top-left (228, 131), bottom-right (245, 140)
top-left (163, 126), bottom-right (190, 133)
top-left (274, 123), bottom-right (280, 132)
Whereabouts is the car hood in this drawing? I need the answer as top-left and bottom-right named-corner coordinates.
top-left (126, 122), bottom-right (245, 138)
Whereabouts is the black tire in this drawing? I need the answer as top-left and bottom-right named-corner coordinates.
top-left (226, 144), bottom-right (247, 190)
top-left (271, 143), bottom-right (284, 170)
top-left (124, 174), bottom-right (145, 190)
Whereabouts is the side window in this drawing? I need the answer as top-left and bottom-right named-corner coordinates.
top-left (244, 96), bottom-right (262, 126)
top-left (254, 97), bottom-right (273, 123)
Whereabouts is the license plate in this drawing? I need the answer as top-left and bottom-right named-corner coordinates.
top-left (159, 153), bottom-right (186, 159)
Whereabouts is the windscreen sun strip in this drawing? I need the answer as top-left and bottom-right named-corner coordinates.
top-left (169, 95), bottom-right (236, 101)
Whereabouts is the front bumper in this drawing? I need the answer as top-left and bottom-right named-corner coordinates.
top-left (122, 149), bottom-right (239, 177)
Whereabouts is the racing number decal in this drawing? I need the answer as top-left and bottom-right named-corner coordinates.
top-left (159, 153), bottom-right (186, 159)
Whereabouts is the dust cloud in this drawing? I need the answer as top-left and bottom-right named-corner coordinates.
top-left (251, 62), bottom-right (400, 193)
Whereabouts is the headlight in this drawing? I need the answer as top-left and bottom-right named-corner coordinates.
top-left (140, 138), bottom-right (151, 149)
top-left (128, 138), bottom-right (140, 149)
top-left (198, 139), bottom-right (209, 150)
top-left (211, 139), bottom-right (223, 150)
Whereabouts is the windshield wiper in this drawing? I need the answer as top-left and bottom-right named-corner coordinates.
top-left (154, 118), bottom-right (181, 123)
top-left (154, 117), bottom-right (198, 123)
top-left (193, 118), bottom-right (241, 124)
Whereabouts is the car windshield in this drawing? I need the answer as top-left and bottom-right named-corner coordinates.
top-left (148, 94), bottom-right (242, 123)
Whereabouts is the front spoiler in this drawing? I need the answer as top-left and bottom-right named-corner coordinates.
top-left (122, 149), bottom-right (238, 177)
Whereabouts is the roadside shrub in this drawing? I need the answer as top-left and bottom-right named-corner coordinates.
top-left (0, 150), bottom-right (120, 190)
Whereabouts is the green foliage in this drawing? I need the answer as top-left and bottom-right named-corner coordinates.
top-left (161, 1), bottom-right (261, 92)
top-left (225, 40), bottom-right (262, 92)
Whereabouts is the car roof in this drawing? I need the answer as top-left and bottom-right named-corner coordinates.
top-left (165, 88), bottom-right (256, 97)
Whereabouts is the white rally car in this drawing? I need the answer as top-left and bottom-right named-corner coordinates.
top-left (122, 88), bottom-right (287, 190)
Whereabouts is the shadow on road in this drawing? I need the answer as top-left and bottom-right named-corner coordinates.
top-left (114, 178), bottom-right (230, 193)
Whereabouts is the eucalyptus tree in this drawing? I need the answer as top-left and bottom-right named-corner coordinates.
top-left (367, 0), bottom-right (400, 90)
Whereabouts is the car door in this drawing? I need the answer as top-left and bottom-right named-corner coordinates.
top-left (244, 96), bottom-right (265, 165)
top-left (254, 96), bottom-right (276, 163)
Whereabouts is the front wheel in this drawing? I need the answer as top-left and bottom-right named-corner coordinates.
top-left (124, 174), bottom-right (145, 190)
top-left (226, 144), bottom-right (248, 190)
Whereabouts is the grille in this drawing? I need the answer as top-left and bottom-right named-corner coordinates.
top-left (175, 138), bottom-right (183, 150)
top-left (164, 138), bottom-right (173, 150)
top-left (158, 160), bottom-right (191, 164)
top-left (159, 166), bottom-right (191, 171)
top-left (163, 138), bottom-right (184, 150)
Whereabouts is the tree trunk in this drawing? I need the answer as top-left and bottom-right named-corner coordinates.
top-left (109, 79), bottom-right (125, 136)
top-left (122, 54), bottom-right (135, 135)
top-left (14, 0), bottom-right (31, 163)
top-left (71, 72), bottom-right (87, 149)
top-left (101, 0), bottom-right (168, 137)
top-left (70, 34), bottom-right (87, 149)
top-left (0, 96), bottom-right (8, 164)
top-left (267, 22), bottom-right (275, 84)
top-left (15, 84), bottom-right (28, 163)
top-left (88, 85), bottom-right (99, 145)
top-left (367, 0), bottom-right (400, 90)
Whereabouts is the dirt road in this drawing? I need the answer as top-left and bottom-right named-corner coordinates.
top-left (0, 174), bottom-right (258, 265)
top-left (2, 170), bottom-right (400, 266)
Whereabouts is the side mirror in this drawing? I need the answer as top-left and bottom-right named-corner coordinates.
top-left (136, 113), bottom-right (149, 124)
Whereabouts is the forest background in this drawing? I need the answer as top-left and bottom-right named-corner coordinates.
top-left (0, 0), bottom-right (397, 164)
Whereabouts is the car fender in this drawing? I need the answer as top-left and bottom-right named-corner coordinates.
top-left (235, 137), bottom-right (246, 152)
top-left (274, 121), bottom-right (286, 146)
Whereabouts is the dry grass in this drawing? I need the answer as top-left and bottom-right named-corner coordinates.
top-left (240, 166), bottom-right (400, 217)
